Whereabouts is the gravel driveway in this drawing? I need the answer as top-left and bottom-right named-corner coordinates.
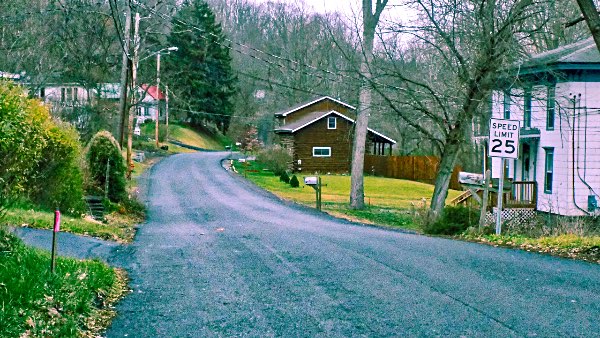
top-left (105, 151), bottom-right (600, 337)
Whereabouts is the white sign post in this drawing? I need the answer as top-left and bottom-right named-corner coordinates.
top-left (488, 118), bottom-right (520, 235)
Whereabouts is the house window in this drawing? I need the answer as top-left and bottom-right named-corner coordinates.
top-left (524, 87), bottom-right (532, 128)
top-left (312, 147), bottom-right (331, 157)
top-left (40, 87), bottom-right (45, 98)
top-left (544, 148), bottom-right (554, 193)
top-left (61, 88), bottom-right (66, 102)
top-left (546, 85), bottom-right (555, 130)
top-left (503, 89), bottom-right (511, 119)
top-left (73, 88), bottom-right (78, 101)
top-left (328, 116), bottom-right (336, 129)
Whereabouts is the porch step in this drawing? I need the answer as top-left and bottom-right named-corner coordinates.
top-left (450, 190), bottom-right (475, 206)
top-left (85, 196), bottom-right (105, 221)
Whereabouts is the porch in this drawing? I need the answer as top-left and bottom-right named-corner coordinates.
top-left (451, 181), bottom-right (537, 210)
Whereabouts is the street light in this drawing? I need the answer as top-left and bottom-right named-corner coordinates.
top-left (154, 46), bottom-right (178, 148)
top-left (126, 45), bottom-right (178, 179)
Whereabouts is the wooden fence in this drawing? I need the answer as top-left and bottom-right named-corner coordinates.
top-left (364, 155), bottom-right (462, 190)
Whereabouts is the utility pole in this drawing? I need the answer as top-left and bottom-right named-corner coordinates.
top-left (118, 5), bottom-right (132, 147)
top-left (127, 12), bottom-right (140, 179)
top-left (155, 53), bottom-right (161, 148)
top-left (165, 85), bottom-right (170, 140)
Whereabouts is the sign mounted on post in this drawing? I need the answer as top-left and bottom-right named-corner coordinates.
top-left (488, 118), bottom-right (520, 159)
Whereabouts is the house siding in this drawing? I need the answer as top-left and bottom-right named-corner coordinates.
top-left (281, 99), bottom-right (355, 125)
top-left (292, 114), bottom-right (354, 173)
top-left (491, 79), bottom-right (600, 216)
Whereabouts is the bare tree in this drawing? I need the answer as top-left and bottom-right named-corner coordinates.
top-left (349, 0), bottom-right (389, 210)
top-left (371, 0), bottom-right (539, 221)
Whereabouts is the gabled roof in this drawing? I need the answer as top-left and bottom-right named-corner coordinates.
top-left (519, 38), bottom-right (600, 71)
top-left (140, 84), bottom-right (165, 100)
top-left (274, 110), bottom-right (396, 144)
top-left (274, 96), bottom-right (356, 117)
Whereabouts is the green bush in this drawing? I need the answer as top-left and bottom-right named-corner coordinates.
top-left (257, 145), bottom-right (291, 176)
top-left (28, 122), bottom-right (85, 214)
top-left (0, 80), bottom-right (48, 210)
top-left (423, 206), bottom-right (478, 235)
top-left (290, 175), bottom-right (300, 188)
top-left (85, 131), bottom-right (127, 203)
top-left (279, 172), bottom-right (290, 183)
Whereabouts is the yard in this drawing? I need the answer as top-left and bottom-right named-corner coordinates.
top-left (237, 161), bottom-right (461, 232)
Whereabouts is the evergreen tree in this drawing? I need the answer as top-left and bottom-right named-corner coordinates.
top-left (164, 0), bottom-right (236, 132)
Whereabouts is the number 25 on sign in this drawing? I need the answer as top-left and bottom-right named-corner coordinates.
top-left (488, 118), bottom-right (520, 159)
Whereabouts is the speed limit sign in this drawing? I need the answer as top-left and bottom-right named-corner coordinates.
top-left (488, 118), bottom-right (520, 159)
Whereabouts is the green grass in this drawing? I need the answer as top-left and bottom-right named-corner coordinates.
top-left (0, 227), bottom-right (126, 337)
top-left (238, 161), bottom-right (460, 230)
top-left (139, 122), bottom-right (226, 150)
top-left (2, 208), bottom-right (137, 243)
top-left (463, 233), bottom-right (600, 263)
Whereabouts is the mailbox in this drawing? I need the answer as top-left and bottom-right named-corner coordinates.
top-left (304, 176), bottom-right (318, 185)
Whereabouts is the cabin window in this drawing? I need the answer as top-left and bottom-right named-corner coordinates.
top-left (524, 87), bottom-right (532, 128)
top-left (328, 116), bottom-right (336, 129)
top-left (546, 85), bottom-right (555, 130)
top-left (544, 148), bottom-right (554, 193)
top-left (312, 147), bottom-right (331, 157)
top-left (503, 89), bottom-right (511, 119)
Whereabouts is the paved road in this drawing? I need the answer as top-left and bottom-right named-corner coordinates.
top-left (106, 152), bottom-right (600, 337)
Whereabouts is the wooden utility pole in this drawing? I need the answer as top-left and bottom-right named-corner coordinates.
top-left (478, 169), bottom-right (491, 231)
top-left (126, 12), bottom-right (140, 179)
top-left (118, 5), bottom-right (132, 147)
top-left (576, 0), bottom-right (600, 51)
top-left (155, 53), bottom-right (161, 148)
top-left (165, 85), bottom-right (170, 140)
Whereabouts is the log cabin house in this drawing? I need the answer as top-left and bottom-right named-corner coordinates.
top-left (274, 96), bottom-right (396, 173)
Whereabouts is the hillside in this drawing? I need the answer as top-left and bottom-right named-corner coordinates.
top-left (139, 122), bottom-right (227, 151)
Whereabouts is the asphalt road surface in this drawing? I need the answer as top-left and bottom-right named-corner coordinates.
top-left (106, 152), bottom-right (600, 337)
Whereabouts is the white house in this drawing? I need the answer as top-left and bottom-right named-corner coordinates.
top-left (137, 84), bottom-right (165, 124)
top-left (481, 38), bottom-right (600, 216)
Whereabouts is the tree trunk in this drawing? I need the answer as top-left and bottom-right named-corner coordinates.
top-left (576, 0), bottom-right (600, 52)
top-left (349, 0), bottom-right (387, 209)
top-left (349, 39), bottom-right (373, 209)
top-left (428, 128), bottom-right (463, 220)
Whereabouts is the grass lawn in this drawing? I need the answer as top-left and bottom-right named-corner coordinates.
top-left (139, 122), bottom-right (226, 150)
top-left (2, 208), bottom-right (138, 243)
top-left (462, 233), bottom-right (600, 263)
top-left (238, 161), bottom-right (461, 231)
top-left (0, 227), bottom-right (127, 337)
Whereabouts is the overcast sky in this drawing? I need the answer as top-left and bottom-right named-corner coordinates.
top-left (251, 0), bottom-right (410, 23)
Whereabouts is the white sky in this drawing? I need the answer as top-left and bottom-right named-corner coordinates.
top-left (252, 0), bottom-right (411, 23)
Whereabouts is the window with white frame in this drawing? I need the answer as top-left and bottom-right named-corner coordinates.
top-left (544, 148), bottom-right (554, 193)
top-left (312, 147), bottom-right (331, 157)
top-left (524, 87), bottom-right (532, 128)
top-left (546, 85), bottom-right (555, 130)
top-left (327, 116), bottom-right (337, 129)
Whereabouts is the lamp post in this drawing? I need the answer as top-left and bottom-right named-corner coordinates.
top-left (126, 45), bottom-right (177, 178)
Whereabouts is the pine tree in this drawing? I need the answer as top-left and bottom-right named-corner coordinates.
top-left (164, 0), bottom-right (236, 132)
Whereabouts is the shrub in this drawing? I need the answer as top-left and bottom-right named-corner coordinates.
top-left (0, 80), bottom-right (48, 211)
top-left (290, 175), bottom-right (300, 188)
top-left (279, 172), bottom-right (290, 183)
top-left (422, 206), bottom-right (478, 235)
top-left (257, 145), bottom-right (292, 176)
top-left (85, 131), bottom-right (127, 203)
top-left (28, 122), bottom-right (85, 214)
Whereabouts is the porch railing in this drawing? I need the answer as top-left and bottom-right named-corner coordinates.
top-left (505, 181), bottom-right (537, 209)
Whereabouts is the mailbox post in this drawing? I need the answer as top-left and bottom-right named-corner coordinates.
top-left (304, 176), bottom-right (322, 211)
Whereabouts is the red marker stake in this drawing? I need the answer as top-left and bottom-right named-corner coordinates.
top-left (51, 209), bottom-right (60, 273)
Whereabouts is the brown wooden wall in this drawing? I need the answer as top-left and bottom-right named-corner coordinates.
top-left (283, 99), bottom-right (355, 125)
top-left (292, 115), bottom-right (354, 173)
top-left (364, 155), bottom-right (462, 190)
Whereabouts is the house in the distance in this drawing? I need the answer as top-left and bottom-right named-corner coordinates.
top-left (274, 96), bottom-right (396, 173)
top-left (137, 84), bottom-right (166, 124)
top-left (477, 38), bottom-right (600, 216)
